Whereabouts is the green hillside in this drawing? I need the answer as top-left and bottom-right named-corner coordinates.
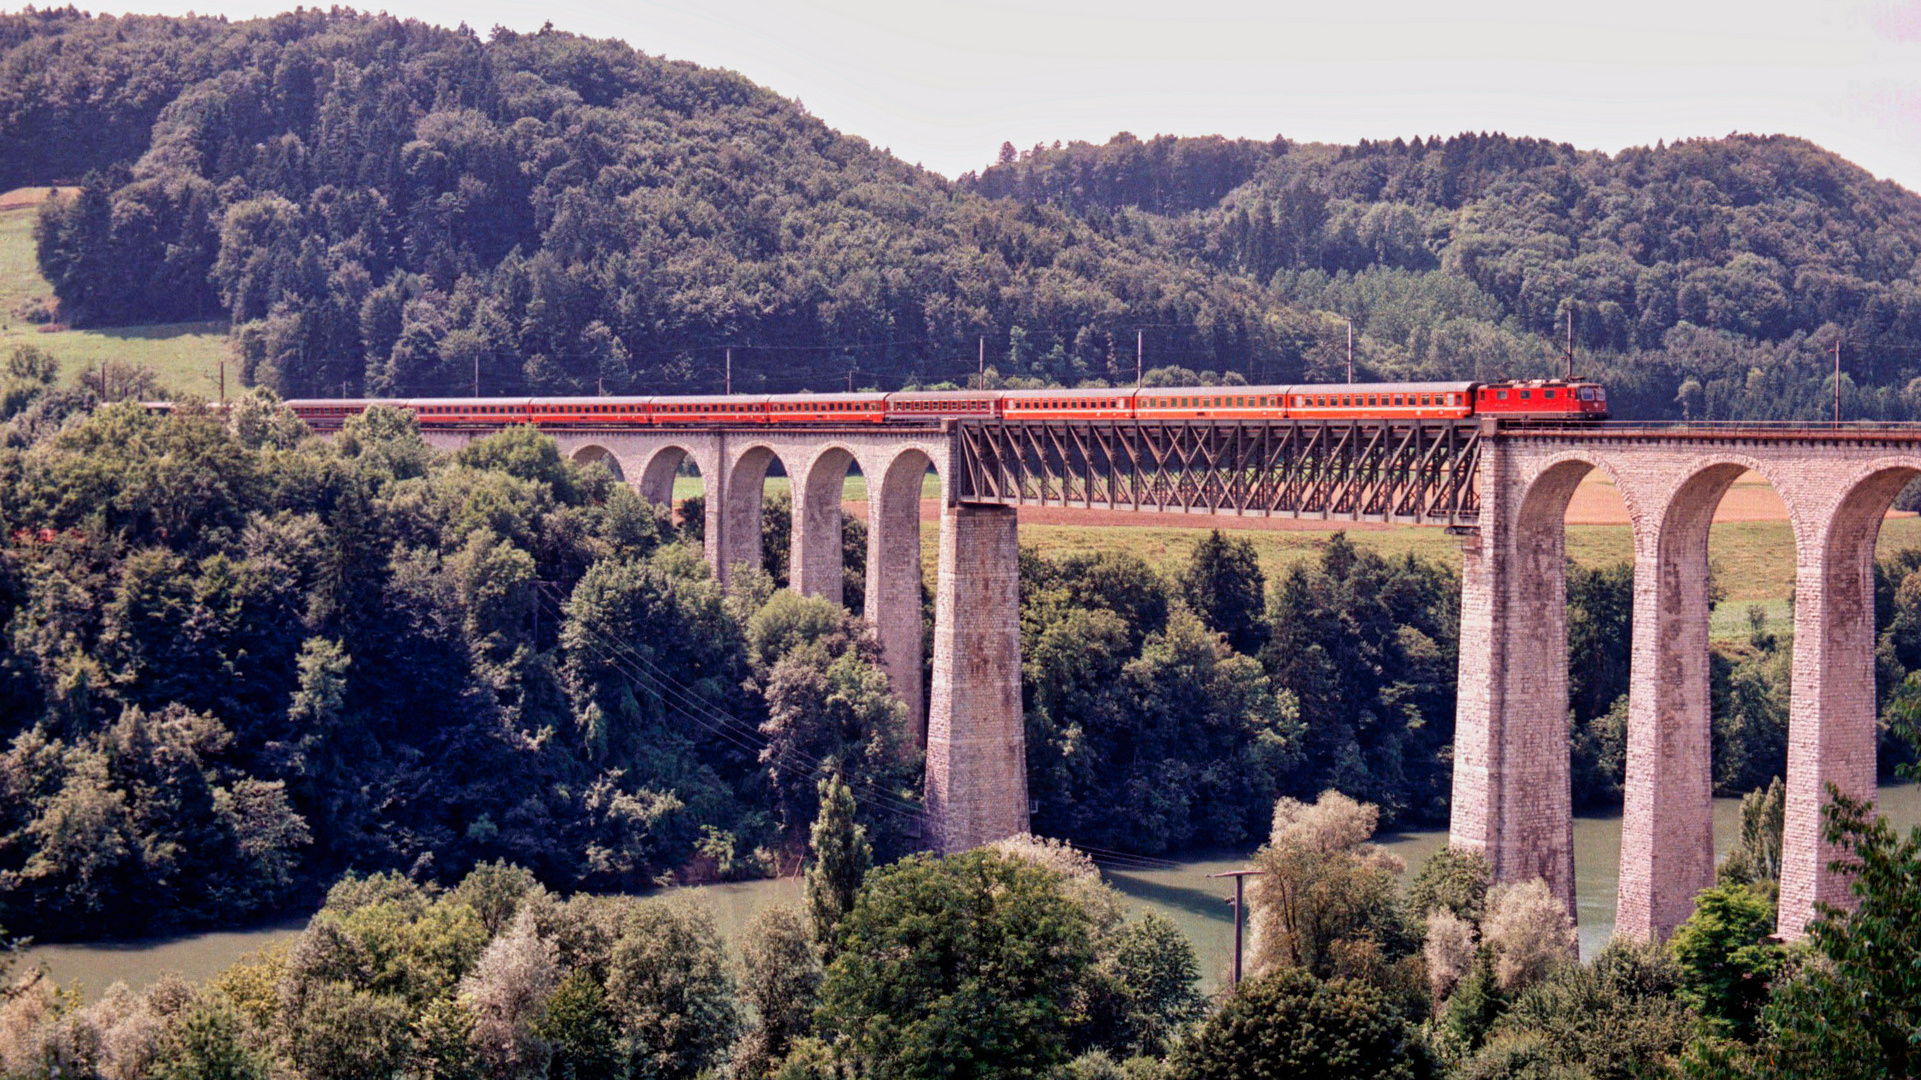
top-left (5, 8), bottom-right (1920, 417)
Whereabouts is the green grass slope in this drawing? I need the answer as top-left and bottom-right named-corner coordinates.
top-left (1, 190), bottom-right (227, 398)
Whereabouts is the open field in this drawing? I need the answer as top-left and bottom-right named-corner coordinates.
top-left (0, 189), bottom-right (229, 398)
top-left (668, 466), bottom-right (1921, 640)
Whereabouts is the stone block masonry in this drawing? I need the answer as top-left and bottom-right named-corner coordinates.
top-left (923, 503), bottom-right (1029, 853)
top-left (1453, 428), bottom-right (1921, 943)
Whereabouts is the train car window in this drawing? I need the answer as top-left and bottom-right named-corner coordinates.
top-left (1496, 391), bottom-right (1508, 401)
top-left (1579, 388), bottom-right (1595, 400)
top-left (1519, 390), bottom-right (1532, 400)
top-left (1544, 389), bottom-right (1557, 399)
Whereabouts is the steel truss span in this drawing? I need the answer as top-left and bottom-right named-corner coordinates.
top-left (949, 418), bottom-right (1484, 526)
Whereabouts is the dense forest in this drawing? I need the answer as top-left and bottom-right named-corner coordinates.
top-left (5, 7), bottom-right (1921, 418)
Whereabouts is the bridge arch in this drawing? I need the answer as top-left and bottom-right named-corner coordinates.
top-left (792, 444), bottom-right (861, 604)
top-left (569, 444), bottom-right (626, 483)
top-left (867, 446), bottom-right (942, 738)
top-left (637, 444), bottom-right (699, 511)
top-left (1613, 454), bottom-right (1784, 940)
top-left (1478, 453), bottom-right (1641, 918)
top-left (1774, 458), bottom-right (1921, 936)
top-left (717, 443), bottom-right (791, 584)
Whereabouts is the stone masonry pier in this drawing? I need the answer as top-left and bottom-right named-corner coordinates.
top-left (1452, 424), bottom-right (1921, 942)
top-left (425, 423), bottom-right (1027, 855)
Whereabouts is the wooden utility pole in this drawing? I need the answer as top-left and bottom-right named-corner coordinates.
top-left (1566, 306), bottom-right (1575, 380)
top-left (1834, 337), bottom-right (1842, 424)
top-left (1208, 869), bottom-right (1269, 988)
top-left (473, 353), bottom-right (480, 397)
top-left (725, 348), bottom-right (732, 395)
top-left (1136, 328), bottom-right (1143, 388)
top-left (1346, 320), bottom-right (1354, 384)
top-left (978, 335), bottom-right (985, 390)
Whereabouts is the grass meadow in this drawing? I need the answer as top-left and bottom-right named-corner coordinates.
top-left (1, 190), bottom-right (229, 398)
top-left (675, 463), bottom-right (1921, 642)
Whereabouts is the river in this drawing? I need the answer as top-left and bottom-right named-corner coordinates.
top-left (23, 784), bottom-right (1921, 998)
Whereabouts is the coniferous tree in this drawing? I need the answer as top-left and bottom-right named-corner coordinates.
top-left (1181, 529), bottom-right (1267, 656)
top-left (805, 771), bottom-right (871, 950)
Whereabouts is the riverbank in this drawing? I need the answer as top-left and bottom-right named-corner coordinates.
top-left (24, 784), bottom-right (1921, 998)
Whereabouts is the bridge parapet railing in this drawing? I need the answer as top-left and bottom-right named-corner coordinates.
top-left (1503, 420), bottom-right (1921, 442)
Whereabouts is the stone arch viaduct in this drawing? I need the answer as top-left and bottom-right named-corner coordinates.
top-left (425, 417), bottom-right (1921, 943)
top-left (1456, 424), bottom-right (1921, 942)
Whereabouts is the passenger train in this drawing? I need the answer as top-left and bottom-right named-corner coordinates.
top-left (281, 379), bottom-right (1607, 430)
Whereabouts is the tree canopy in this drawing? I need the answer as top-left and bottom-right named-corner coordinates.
top-left (8, 10), bottom-right (1921, 416)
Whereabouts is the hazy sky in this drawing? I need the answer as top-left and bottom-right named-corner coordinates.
top-left (133, 0), bottom-right (1921, 191)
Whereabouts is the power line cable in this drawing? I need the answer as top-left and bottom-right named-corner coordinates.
top-left (538, 586), bottom-right (928, 823)
top-left (557, 616), bottom-right (926, 825)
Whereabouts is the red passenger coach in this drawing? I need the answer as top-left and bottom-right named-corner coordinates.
top-left (654, 396), bottom-right (768, 424)
top-left (765, 394), bottom-right (889, 423)
top-left (1000, 388), bottom-right (1135, 420)
top-left (1132, 386), bottom-right (1292, 420)
top-left (1288, 382), bottom-right (1473, 420)
top-left (529, 398), bottom-right (655, 425)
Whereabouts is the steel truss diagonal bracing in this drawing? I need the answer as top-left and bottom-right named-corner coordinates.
top-left (949, 418), bottom-right (1483, 526)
